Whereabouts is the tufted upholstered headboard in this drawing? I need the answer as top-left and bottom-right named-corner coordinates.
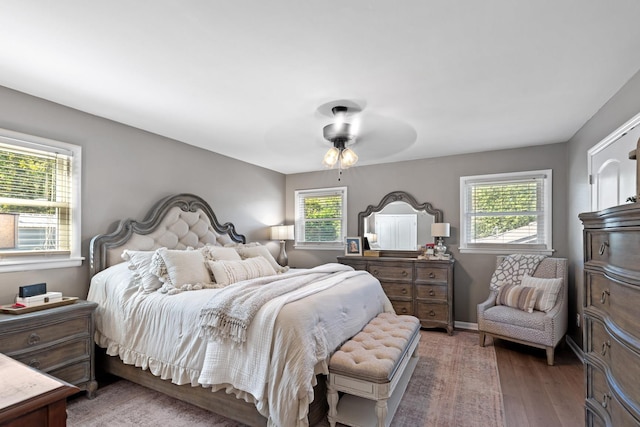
top-left (89, 193), bottom-right (245, 277)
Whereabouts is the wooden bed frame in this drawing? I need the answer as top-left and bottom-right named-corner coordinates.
top-left (89, 193), bottom-right (328, 426)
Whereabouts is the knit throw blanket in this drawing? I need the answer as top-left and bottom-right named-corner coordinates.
top-left (199, 263), bottom-right (358, 345)
top-left (489, 254), bottom-right (546, 291)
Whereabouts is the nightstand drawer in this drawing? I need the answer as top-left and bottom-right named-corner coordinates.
top-left (0, 316), bottom-right (90, 354)
top-left (12, 338), bottom-right (90, 371)
top-left (50, 360), bottom-right (92, 386)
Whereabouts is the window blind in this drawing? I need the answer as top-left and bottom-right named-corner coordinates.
top-left (295, 187), bottom-right (346, 248)
top-left (463, 172), bottom-right (548, 249)
top-left (0, 141), bottom-right (73, 253)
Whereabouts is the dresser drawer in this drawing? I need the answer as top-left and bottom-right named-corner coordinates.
top-left (390, 300), bottom-right (413, 316)
top-left (585, 229), bottom-right (640, 272)
top-left (416, 284), bottom-right (447, 301)
top-left (368, 262), bottom-right (413, 282)
top-left (381, 282), bottom-right (413, 299)
top-left (585, 407), bottom-right (607, 427)
top-left (0, 316), bottom-right (90, 354)
top-left (586, 272), bottom-right (640, 342)
top-left (587, 363), bottom-right (640, 426)
top-left (415, 266), bottom-right (448, 283)
top-left (11, 338), bottom-right (90, 371)
top-left (416, 302), bottom-right (448, 322)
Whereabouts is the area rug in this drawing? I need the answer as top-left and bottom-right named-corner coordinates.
top-left (67, 330), bottom-right (505, 427)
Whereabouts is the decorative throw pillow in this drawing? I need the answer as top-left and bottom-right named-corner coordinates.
top-left (207, 256), bottom-right (277, 287)
top-left (151, 248), bottom-right (211, 288)
top-left (199, 244), bottom-right (242, 261)
top-left (496, 283), bottom-right (539, 313)
top-left (234, 244), bottom-right (288, 273)
top-left (521, 274), bottom-right (563, 312)
top-left (121, 250), bottom-right (163, 292)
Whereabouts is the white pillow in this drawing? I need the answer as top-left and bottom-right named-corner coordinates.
top-left (521, 274), bottom-right (563, 312)
top-left (199, 245), bottom-right (242, 261)
top-left (235, 244), bottom-right (288, 273)
top-left (207, 257), bottom-right (277, 286)
top-left (151, 248), bottom-right (211, 287)
top-left (121, 250), bottom-right (163, 292)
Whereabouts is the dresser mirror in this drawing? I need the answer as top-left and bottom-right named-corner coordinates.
top-left (358, 191), bottom-right (443, 253)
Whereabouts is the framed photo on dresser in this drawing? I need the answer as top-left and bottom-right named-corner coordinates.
top-left (345, 237), bottom-right (362, 256)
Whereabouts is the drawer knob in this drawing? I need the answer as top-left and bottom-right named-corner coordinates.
top-left (29, 359), bottom-right (40, 369)
top-left (28, 333), bottom-right (41, 346)
top-left (373, 270), bottom-right (379, 276)
top-left (429, 272), bottom-right (436, 279)
top-left (601, 341), bottom-right (611, 356)
top-left (600, 289), bottom-right (610, 304)
top-left (400, 307), bottom-right (408, 314)
top-left (601, 393), bottom-right (610, 408)
top-left (401, 288), bottom-right (408, 295)
top-left (402, 270), bottom-right (408, 277)
top-left (598, 241), bottom-right (609, 256)
top-left (429, 289), bottom-right (436, 296)
top-left (429, 310), bottom-right (436, 317)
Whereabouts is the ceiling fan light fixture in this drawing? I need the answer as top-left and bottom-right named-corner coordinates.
top-left (339, 147), bottom-right (358, 169)
top-left (322, 146), bottom-right (340, 168)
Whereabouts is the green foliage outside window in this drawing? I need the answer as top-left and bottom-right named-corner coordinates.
top-left (303, 196), bottom-right (342, 242)
top-left (0, 150), bottom-right (55, 214)
top-left (470, 182), bottom-right (538, 240)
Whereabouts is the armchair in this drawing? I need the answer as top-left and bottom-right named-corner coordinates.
top-left (477, 256), bottom-right (568, 365)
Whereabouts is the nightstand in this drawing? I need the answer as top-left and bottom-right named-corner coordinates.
top-left (0, 300), bottom-right (98, 398)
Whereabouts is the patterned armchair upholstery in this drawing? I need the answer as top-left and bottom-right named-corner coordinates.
top-left (477, 256), bottom-right (568, 365)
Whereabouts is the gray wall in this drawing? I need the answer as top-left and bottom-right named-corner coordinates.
top-left (567, 69), bottom-right (640, 347)
top-left (0, 86), bottom-right (285, 304)
top-left (286, 142), bottom-right (568, 324)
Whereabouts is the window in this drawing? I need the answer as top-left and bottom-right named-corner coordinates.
top-left (294, 187), bottom-right (347, 250)
top-left (459, 170), bottom-right (553, 255)
top-left (0, 129), bottom-right (82, 272)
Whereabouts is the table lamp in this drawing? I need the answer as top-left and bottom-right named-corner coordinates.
top-left (431, 222), bottom-right (450, 258)
top-left (270, 225), bottom-right (295, 266)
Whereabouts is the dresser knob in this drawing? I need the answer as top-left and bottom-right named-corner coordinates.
top-left (600, 289), bottom-right (610, 304)
top-left (373, 270), bottom-right (379, 276)
top-left (429, 290), bottom-right (435, 296)
top-left (429, 310), bottom-right (436, 317)
top-left (401, 288), bottom-right (408, 295)
top-left (401, 307), bottom-right (408, 314)
top-left (601, 393), bottom-right (610, 408)
top-left (402, 270), bottom-right (408, 277)
top-left (429, 272), bottom-right (436, 279)
top-left (28, 333), bottom-right (41, 345)
top-left (601, 341), bottom-right (611, 356)
top-left (29, 359), bottom-right (40, 369)
top-left (598, 241), bottom-right (609, 256)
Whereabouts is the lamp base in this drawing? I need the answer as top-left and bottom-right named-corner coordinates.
top-left (277, 240), bottom-right (288, 267)
top-left (434, 238), bottom-right (447, 258)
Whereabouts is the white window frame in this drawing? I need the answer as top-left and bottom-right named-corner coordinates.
top-left (294, 186), bottom-right (347, 250)
top-left (0, 128), bottom-right (83, 272)
top-left (459, 169), bottom-right (553, 255)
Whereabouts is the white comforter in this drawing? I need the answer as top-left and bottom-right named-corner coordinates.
top-left (88, 262), bottom-right (393, 426)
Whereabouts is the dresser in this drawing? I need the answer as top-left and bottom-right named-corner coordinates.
top-left (0, 300), bottom-right (98, 398)
top-left (580, 203), bottom-right (640, 426)
top-left (337, 256), bottom-right (454, 335)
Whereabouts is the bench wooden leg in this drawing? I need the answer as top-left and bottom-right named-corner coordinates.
top-left (327, 383), bottom-right (338, 427)
top-left (375, 399), bottom-right (388, 427)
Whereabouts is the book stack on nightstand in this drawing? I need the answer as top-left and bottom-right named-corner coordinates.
top-left (0, 300), bottom-right (99, 398)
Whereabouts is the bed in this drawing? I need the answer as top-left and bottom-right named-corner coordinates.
top-left (88, 193), bottom-right (392, 427)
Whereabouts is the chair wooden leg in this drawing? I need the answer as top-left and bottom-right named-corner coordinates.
top-left (546, 346), bottom-right (555, 366)
top-left (479, 331), bottom-right (486, 347)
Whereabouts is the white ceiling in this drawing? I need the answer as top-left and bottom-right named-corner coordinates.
top-left (2, 1), bottom-right (640, 174)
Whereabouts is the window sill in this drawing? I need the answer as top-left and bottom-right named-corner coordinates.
top-left (0, 257), bottom-right (84, 273)
top-left (293, 244), bottom-right (343, 251)
top-left (459, 247), bottom-right (554, 256)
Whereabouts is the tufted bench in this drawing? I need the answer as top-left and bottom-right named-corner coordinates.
top-left (327, 312), bottom-right (421, 427)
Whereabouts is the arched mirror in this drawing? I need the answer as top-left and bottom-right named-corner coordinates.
top-left (358, 191), bottom-right (443, 253)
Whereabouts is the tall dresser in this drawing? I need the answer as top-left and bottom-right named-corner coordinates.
top-left (337, 256), bottom-right (454, 335)
top-left (580, 203), bottom-right (640, 426)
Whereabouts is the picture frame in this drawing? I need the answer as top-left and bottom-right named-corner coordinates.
top-left (345, 236), bottom-right (363, 256)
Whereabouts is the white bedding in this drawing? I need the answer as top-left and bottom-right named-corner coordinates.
top-left (88, 261), bottom-right (393, 426)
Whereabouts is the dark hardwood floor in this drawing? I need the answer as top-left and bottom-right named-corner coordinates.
top-left (491, 336), bottom-right (584, 427)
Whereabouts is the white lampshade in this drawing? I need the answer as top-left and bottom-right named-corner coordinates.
top-left (431, 222), bottom-right (450, 238)
top-left (270, 225), bottom-right (295, 241)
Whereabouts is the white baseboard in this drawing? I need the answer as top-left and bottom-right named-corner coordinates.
top-left (454, 321), bottom-right (478, 331)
